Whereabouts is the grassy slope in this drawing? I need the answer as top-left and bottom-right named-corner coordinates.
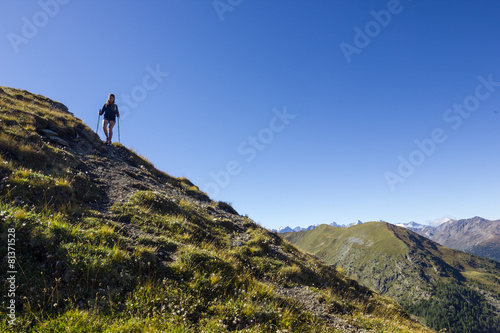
top-left (284, 222), bottom-right (500, 332)
top-left (285, 223), bottom-right (427, 299)
top-left (0, 87), bottom-right (433, 332)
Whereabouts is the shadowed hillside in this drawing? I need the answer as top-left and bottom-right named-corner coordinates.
top-left (0, 87), bottom-right (434, 332)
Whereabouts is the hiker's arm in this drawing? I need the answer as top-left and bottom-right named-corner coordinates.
top-left (116, 105), bottom-right (120, 117)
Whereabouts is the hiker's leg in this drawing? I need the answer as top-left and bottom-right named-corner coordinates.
top-left (108, 121), bottom-right (116, 142)
top-left (102, 119), bottom-right (109, 140)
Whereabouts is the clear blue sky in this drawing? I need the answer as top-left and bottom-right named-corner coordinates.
top-left (2, 0), bottom-right (500, 229)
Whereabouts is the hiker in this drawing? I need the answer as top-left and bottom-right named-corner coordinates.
top-left (99, 93), bottom-right (120, 144)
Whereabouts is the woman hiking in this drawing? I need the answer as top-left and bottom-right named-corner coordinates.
top-left (99, 93), bottom-right (120, 144)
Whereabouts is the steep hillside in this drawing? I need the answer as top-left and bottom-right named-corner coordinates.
top-left (419, 217), bottom-right (500, 263)
top-left (0, 87), bottom-right (433, 332)
top-left (284, 223), bottom-right (500, 333)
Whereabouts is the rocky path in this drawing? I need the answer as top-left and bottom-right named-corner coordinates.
top-left (273, 285), bottom-right (369, 333)
top-left (75, 143), bottom-right (172, 211)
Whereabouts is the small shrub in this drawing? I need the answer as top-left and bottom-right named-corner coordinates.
top-left (6, 169), bottom-right (73, 208)
top-left (216, 201), bottom-right (238, 215)
top-left (128, 191), bottom-right (181, 215)
top-left (134, 245), bottom-right (158, 266)
top-left (173, 246), bottom-right (236, 279)
top-left (86, 225), bottom-right (121, 246)
top-left (70, 172), bottom-right (104, 203)
top-left (279, 263), bottom-right (302, 280)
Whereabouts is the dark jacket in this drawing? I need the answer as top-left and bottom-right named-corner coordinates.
top-left (101, 103), bottom-right (119, 121)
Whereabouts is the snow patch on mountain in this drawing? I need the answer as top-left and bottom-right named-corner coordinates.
top-left (273, 221), bottom-right (365, 233)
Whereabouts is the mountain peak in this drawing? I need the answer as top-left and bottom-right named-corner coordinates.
top-left (396, 221), bottom-right (426, 232)
top-left (415, 216), bottom-right (500, 262)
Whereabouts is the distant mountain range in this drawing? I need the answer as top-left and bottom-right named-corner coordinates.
top-left (273, 220), bottom-right (363, 233)
top-left (275, 217), bottom-right (500, 263)
top-left (394, 217), bottom-right (500, 263)
top-left (420, 217), bottom-right (500, 263)
top-left (395, 221), bottom-right (428, 232)
top-left (283, 222), bottom-right (500, 333)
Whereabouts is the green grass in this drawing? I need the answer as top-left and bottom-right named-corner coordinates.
top-left (287, 223), bottom-right (408, 259)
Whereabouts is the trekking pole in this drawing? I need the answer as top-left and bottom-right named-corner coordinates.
top-left (118, 116), bottom-right (121, 143)
top-left (96, 111), bottom-right (101, 135)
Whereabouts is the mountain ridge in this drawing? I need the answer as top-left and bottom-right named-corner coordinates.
top-left (417, 217), bottom-right (500, 263)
